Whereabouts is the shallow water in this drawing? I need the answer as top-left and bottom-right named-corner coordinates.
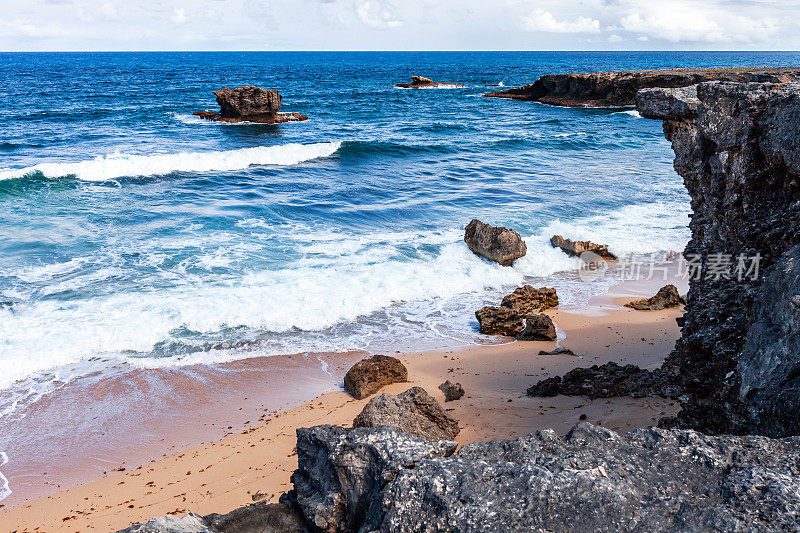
top-left (0, 51), bottom-right (797, 448)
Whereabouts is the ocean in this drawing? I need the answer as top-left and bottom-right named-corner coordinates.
top-left (1, 51), bottom-right (798, 501)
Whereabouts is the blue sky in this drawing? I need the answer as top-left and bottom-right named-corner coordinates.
top-left (1, 0), bottom-right (798, 51)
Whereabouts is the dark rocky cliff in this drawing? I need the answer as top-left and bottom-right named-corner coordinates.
top-left (484, 67), bottom-right (800, 107)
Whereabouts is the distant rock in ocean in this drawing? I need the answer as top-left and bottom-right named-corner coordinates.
top-left (464, 219), bottom-right (527, 266)
top-left (550, 235), bottom-right (617, 260)
top-left (483, 67), bottom-right (800, 107)
top-left (193, 86), bottom-right (308, 124)
top-left (396, 75), bottom-right (466, 89)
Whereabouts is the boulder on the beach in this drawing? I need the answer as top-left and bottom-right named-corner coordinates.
top-left (438, 380), bottom-right (464, 402)
top-left (550, 235), bottom-right (617, 261)
top-left (353, 386), bottom-right (459, 441)
top-left (205, 502), bottom-right (310, 532)
top-left (395, 76), bottom-right (466, 89)
top-left (501, 285), bottom-right (558, 315)
top-left (464, 219), bottom-right (527, 266)
top-left (115, 513), bottom-right (212, 533)
top-left (624, 284), bottom-right (684, 311)
top-left (343, 354), bottom-right (408, 400)
top-left (539, 347), bottom-right (575, 356)
top-left (291, 425), bottom-right (457, 533)
top-left (194, 86), bottom-right (308, 124)
top-left (475, 305), bottom-right (525, 336)
top-left (516, 313), bottom-right (557, 341)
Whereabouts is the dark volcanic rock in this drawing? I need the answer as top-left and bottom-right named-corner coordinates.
top-left (290, 422), bottom-right (800, 532)
top-left (395, 75), bottom-right (466, 89)
top-left (438, 380), bottom-right (464, 402)
top-left (474, 305), bottom-right (524, 336)
top-left (624, 284), bottom-right (684, 311)
top-left (635, 81), bottom-right (800, 436)
top-left (501, 285), bottom-right (558, 314)
top-left (343, 355), bottom-right (408, 400)
top-left (539, 347), bottom-right (575, 356)
top-left (290, 425), bottom-right (457, 533)
top-left (516, 313), bottom-right (556, 341)
top-left (527, 362), bottom-right (679, 399)
top-left (464, 219), bottom-right (527, 266)
top-left (484, 67), bottom-right (800, 107)
top-left (352, 386), bottom-right (460, 441)
top-left (550, 234), bottom-right (617, 260)
top-left (204, 502), bottom-right (310, 533)
top-left (194, 86), bottom-right (308, 124)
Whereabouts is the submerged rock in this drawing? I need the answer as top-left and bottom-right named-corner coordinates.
top-left (550, 235), bottom-right (617, 260)
top-left (516, 313), bottom-right (557, 341)
top-left (483, 67), bottom-right (800, 107)
top-left (343, 354), bottom-right (408, 400)
top-left (438, 380), bottom-right (464, 402)
top-left (194, 86), bottom-right (308, 124)
top-left (352, 386), bottom-right (459, 441)
top-left (395, 76), bottom-right (466, 89)
top-left (464, 219), bottom-right (527, 266)
top-left (624, 284), bottom-right (684, 311)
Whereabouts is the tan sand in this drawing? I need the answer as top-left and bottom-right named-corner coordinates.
top-left (0, 275), bottom-right (686, 532)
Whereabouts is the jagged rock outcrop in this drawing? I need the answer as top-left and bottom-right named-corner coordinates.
top-left (484, 67), bottom-right (800, 107)
top-left (343, 355), bottom-right (408, 400)
top-left (527, 362), bottom-right (680, 400)
top-left (476, 285), bottom-right (558, 336)
top-left (474, 305), bottom-right (523, 336)
top-left (438, 380), bottom-right (464, 402)
top-left (624, 284), bottom-right (684, 310)
top-left (194, 86), bottom-right (308, 124)
top-left (516, 313), bottom-right (557, 341)
top-left (352, 386), bottom-right (459, 441)
top-left (550, 235), bottom-right (617, 260)
top-left (396, 76), bottom-right (466, 89)
top-left (464, 219), bottom-right (527, 266)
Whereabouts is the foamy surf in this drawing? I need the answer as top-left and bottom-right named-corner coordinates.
top-left (0, 452), bottom-right (10, 502)
top-left (0, 141), bottom-right (342, 181)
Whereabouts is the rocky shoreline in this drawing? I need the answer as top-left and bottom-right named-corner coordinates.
top-left (484, 67), bottom-right (800, 107)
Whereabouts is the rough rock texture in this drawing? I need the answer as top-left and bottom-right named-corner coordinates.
top-left (464, 219), bottom-right (527, 266)
top-left (290, 425), bottom-right (457, 533)
top-left (539, 347), bottom-right (575, 356)
top-left (343, 355), bottom-right (408, 400)
top-left (117, 503), bottom-right (310, 533)
top-left (352, 386), bottom-right (459, 441)
top-left (516, 313), bottom-right (557, 341)
top-left (289, 422), bottom-right (800, 532)
top-left (527, 362), bottom-right (680, 400)
top-left (550, 234), bottom-right (617, 260)
top-left (624, 284), bottom-right (684, 310)
top-left (395, 76), bottom-right (466, 89)
top-left (476, 285), bottom-right (558, 336)
top-left (438, 380), bottom-right (464, 402)
top-left (634, 81), bottom-right (800, 437)
top-left (194, 86), bottom-right (308, 124)
top-left (484, 67), bottom-right (800, 107)
top-left (117, 514), bottom-right (212, 533)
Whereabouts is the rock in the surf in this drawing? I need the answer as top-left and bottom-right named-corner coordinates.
top-left (353, 386), bottom-right (459, 441)
top-left (624, 284), bottom-right (684, 311)
top-left (501, 285), bottom-right (558, 315)
top-left (194, 86), bottom-right (308, 124)
top-left (343, 355), bottom-right (408, 400)
top-left (395, 76), bottom-right (466, 89)
top-left (464, 219), bottom-right (527, 266)
top-left (438, 380), bottom-right (465, 402)
top-left (516, 313), bottom-right (557, 341)
top-left (550, 235), bottom-right (617, 260)
top-left (475, 305), bottom-right (525, 336)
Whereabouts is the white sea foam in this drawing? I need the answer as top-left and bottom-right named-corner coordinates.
top-left (613, 109), bottom-right (642, 118)
top-left (0, 452), bottom-right (10, 502)
top-left (0, 142), bottom-right (341, 181)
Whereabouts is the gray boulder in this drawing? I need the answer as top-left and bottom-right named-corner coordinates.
top-left (352, 386), bottom-right (459, 441)
top-left (116, 513), bottom-right (213, 533)
top-left (464, 219), bottom-right (527, 266)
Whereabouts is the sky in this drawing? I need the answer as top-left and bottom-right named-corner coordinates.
top-left (1, 0), bottom-right (798, 51)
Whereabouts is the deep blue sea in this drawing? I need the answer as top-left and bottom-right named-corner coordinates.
top-left (1, 51), bottom-right (799, 435)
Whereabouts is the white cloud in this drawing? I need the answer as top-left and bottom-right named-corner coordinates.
top-left (356, 0), bottom-right (402, 29)
top-left (171, 8), bottom-right (187, 24)
top-left (523, 8), bottom-right (600, 34)
top-left (609, 34), bottom-right (623, 42)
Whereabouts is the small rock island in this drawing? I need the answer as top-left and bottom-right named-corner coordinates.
top-left (194, 85), bottom-right (308, 124)
top-left (396, 75), bottom-right (466, 89)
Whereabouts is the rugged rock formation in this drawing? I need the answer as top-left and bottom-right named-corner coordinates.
top-left (290, 425), bottom-right (457, 532)
top-left (476, 285), bottom-right (558, 336)
top-left (516, 313), bottom-right (557, 341)
top-left (527, 362), bottom-right (680, 400)
top-left (474, 305), bottom-right (524, 336)
top-left (624, 284), bottom-right (684, 310)
top-left (342, 355), bottom-right (408, 400)
top-left (464, 219), bottom-right (527, 266)
top-left (438, 380), bottom-right (464, 402)
top-left (550, 235), bottom-right (617, 260)
top-left (484, 67), bottom-right (800, 107)
top-left (396, 76), bottom-right (466, 89)
top-left (194, 86), bottom-right (308, 124)
top-left (352, 386), bottom-right (460, 441)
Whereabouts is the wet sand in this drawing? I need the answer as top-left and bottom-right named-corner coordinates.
top-left (0, 269), bottom-right (688, 532)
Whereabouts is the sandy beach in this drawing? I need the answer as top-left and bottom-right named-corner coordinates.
top-left (0, 270), bottom-right (686, 532)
